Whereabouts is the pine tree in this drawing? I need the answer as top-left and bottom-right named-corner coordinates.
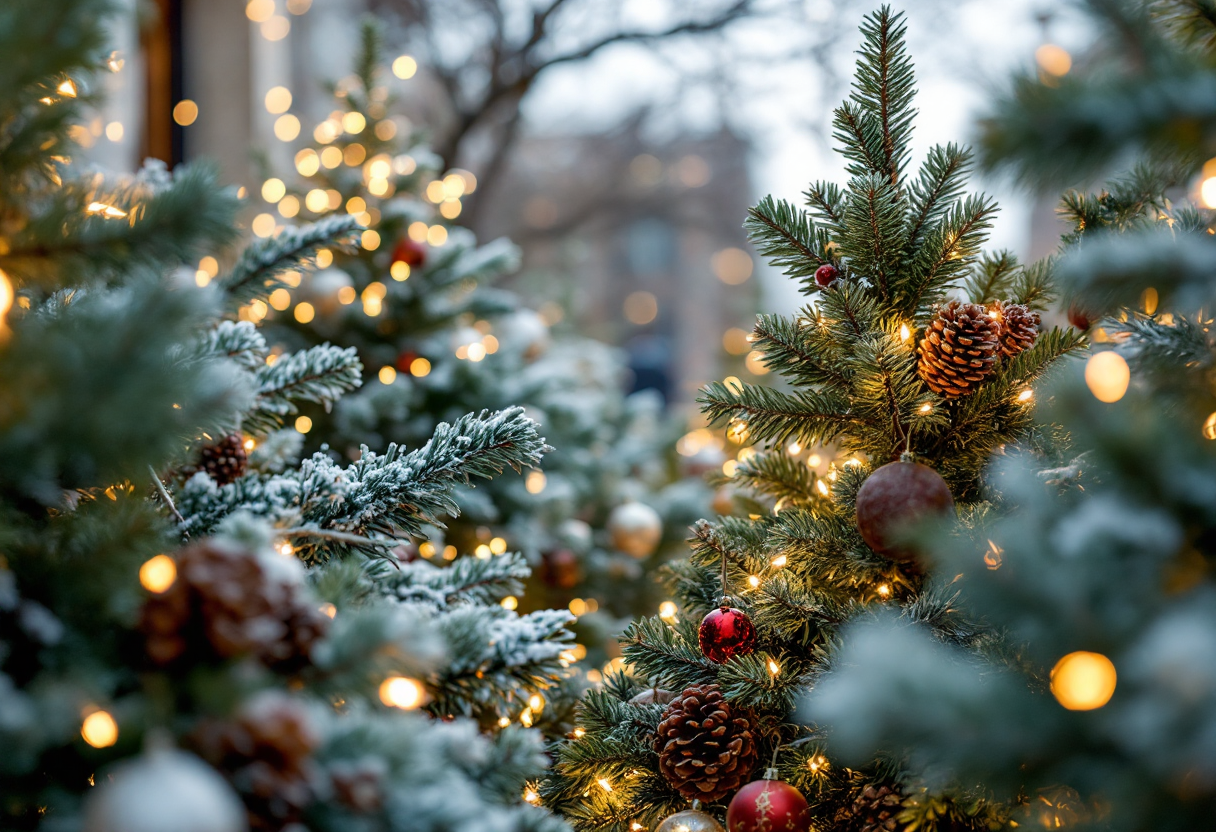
top-left (542, 8), bottom-right (1083, 831)
top-left (254, 21), bottom-right (712, 682)
top-left (806, 3), bottom-right (1216, 830)
top-left (0, 3), bottom-right (572, 830)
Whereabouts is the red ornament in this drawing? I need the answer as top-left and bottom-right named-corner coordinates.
top-left (854, 460), bottom-right (954, 562)
top-left (1067, 302), bottom-right (1092, 331)
top-left (727, 771), bottom-right (810, 832)
top-left (392, 238), bottom-right (427, 268)
top-left (395, 350), bottom-right (418, 372)
top-left (699, 602), bottom-right (756, 664)
top-left (814, 263), bottom-right (839, 287)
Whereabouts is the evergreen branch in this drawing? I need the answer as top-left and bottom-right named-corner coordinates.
top-left (620, 616), bottom-right (717, 691)
top-left (2, 163), bottom-right (241, 286)
top-left (251, 343), bottom-right (363, 431)
top-left (745, 196), bottom-right (829, 289)
top-left (963, 250), bottom-right (1022, 306)
top-left (194, 319), bottom-right (267, 372)
top-left (803, 180), bottom-right (845, 230)
top-left (906, 143), bottom-right (974, 253)
top-left (850, 5), bottom-right (916, 185)
top-left (841, 173), bottom-right (909, 301)
top-left (700, 381), bottom-right (865, 448)
top-left (723, 450), bottom-right (824, 510)
top-left (899, 193), bottom-right (997, 314)
top-left (752, 312), bottom-right (852, 389)
top-left (220, 214), bottom-right (360, 309)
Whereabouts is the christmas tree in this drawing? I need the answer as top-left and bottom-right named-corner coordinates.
top-left (0, 2), bottom-right (573, 829)
top-left (805, 3), bottom-right (1216, 829)
top-left (543, 7), bottom-right (1084, 831)
top-left (254, 22), bottom-right (713, 677)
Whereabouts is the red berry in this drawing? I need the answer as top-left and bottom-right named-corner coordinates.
top-left (814, 263), bottom-right (838, 287)
top-left (1067, 303), bottom-right (1092, 331)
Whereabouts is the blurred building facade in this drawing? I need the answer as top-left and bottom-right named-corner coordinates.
top-left (90, 0), bottom-right (762, 410)
top-left (478, 123), bottom-right (761, 409)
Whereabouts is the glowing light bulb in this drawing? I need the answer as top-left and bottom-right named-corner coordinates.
top-left (379, 676), bottom-right (424, 710)
top-left (877, 584), bottom-right (891, 598)
top-left (659, 601), bottom-right (678, 621)
top-left (1051, 651), bottom-right (1116, 710)
top-left (523, 787), bottom-right (540, 805)
top-left (597, 778), bottom-right (613, 793)
top-left (1085, 352), bottom-right (1130, 403)
top-left (139, 555), bottom-right (176, 593)
top-left (81, 710), bottom-right (118, 748)
top-left (747, 575), bottom-right (760, 588)
top-left (899, 323), bottom-right (911, 342)
top-left (771, 554), bottom-right (787, 567)
top-left (767, 658), bottom-right (780, 676)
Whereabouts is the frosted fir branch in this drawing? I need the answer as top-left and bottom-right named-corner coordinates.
top-left (194, 319), bottom-right (267, 372)
top-left (220, 214), bottom-right (360, 308)
top-left (370, 551), bottom-right (532, 608)
top-left (251, 343), bottom-right (363, 424)
top-left (3, 162), bottom-right (241, 286)
top-left (174, 408), bottom-right (548, 560)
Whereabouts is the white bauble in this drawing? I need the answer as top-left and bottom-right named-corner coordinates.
top-left (607, 501), bottom-right (663, 558)
top-left (304, 267), bottom-right (354, 314)
top-left (83, 748), bottom-right (247, 832)
top-left (498, 309), bottom-right (550, 360)
top-left (557, 518), bottom-right (593, 554)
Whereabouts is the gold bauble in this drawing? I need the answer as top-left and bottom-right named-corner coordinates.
top-left (655, 809), bottom-right (725, 832)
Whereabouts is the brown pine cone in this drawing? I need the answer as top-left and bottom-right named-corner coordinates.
top-left (836, 783), bottom-right (903, 832)
top-left (194, 691), bottom-right (321, 830)
top-left (994, 301), bottom-right (1040, 359)
top-left (654, 683), bottom-right (759, 803)
top-left (140, 540), bottom-right (329, 672)
top-left (917, 301), bottom-right (1000, 397)
top-left (199, 433), bottom-right (248, 485)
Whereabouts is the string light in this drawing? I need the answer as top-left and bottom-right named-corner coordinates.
top-left (81, 710), bottom-right (118, 748)
top-left (659, 601), bottom-right (678, 622)
top-left (139, 555), bottom-right (176, 593)
top-left (409, 357), bottom-right (431, 377)
top-left (767, 658), bottom-right (781, 676)
top-left (501, 595), bottom-right (518, 610)
top-left (597, 778), bottom-right (613, 793)
top-left (498, 716), bottom-right (511, 728)
top-left (1017, 389), bottom-right (1034, 403)
top-left (173, 100), bottom-right (198, 126)
top-left (1085, 352), bottom-right (1130, 403)
top-left (294, 302), bottom-right (315, 323)
top-left (984, 540), bottom-right (1004, 570)
top-left (918, 403), bottom-right (933, 414)
top-left (899, 323), bottom-right (912, 342)
top-left (771, 554), bottom-right (787, 568)
top-left (747, 575), bottom-right (760, 588)
top-left (525, 471), bottom-right (546, 494)
top-left (320, 603), bottom-right (336, 618)
top-left (379, 676), bottom-right (424, 710)
top-left (523, 787), bottom-right (541, 805)
top-left (788, 441), bottom-right (802, 454)
top-left (295, 415), bottom-right (312, 434)
top-left (1051, 651), bottom-right (1116, 710)
top-left (815, 479), bottom-right (829, 496)
top-left (57, 79), bottom-right (78, 98)
top-left (877, 583), bottom-right (891, 598)
top-left (392, 55), bottom-right (418, 79)
top-left (528, 694), bottom-right (545, 713)
top-left (86, 202), bottom-right (128, 219)
top-left (490, 537), bottom-right (507, 554)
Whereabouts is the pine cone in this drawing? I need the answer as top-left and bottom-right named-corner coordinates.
top-left (140, 540), bottom-right (329, 672)
top-left (917, 301), bottom-right (1000, 397)
top-left (994, 301), bottom-right (1040, 359)
top-left (198, 433), bottom-right (248, 485)
top-left (194, 691), bottom-right (321, 830)
top-left (654, 683), bottom-right (759, 802)
top-left (837, 784), bottom-right (903, 832)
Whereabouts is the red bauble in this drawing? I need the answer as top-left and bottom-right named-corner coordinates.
top-left (727, 773), bottom-right (810, 832)
top-left (814, 263), bottom-right (839, 287)
top-left (698, 603), bottom-right (756, 664)
top-left (392, 238), bottom-right (427, 268)
top-left (1067, 302), bottom-right (1092, 331)
top-left (539, 549), bottom-right (581, 590)
top-left (854, 460), bottom-right (954, 562)
top-left (395, 350), bottom-right (418, 372)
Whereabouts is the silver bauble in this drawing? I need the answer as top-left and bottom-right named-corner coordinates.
top-left (655, 809), bottom-right (726, 832)
top-left (607, 501), bottom-right (662, 558)
top-left (304, 267), bottom-right (354, 314)
top-left (83, 747), bottom-right (247, 832)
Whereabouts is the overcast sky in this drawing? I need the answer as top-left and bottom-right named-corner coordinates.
top-left (519, 0), bottom-right (1091, 310)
